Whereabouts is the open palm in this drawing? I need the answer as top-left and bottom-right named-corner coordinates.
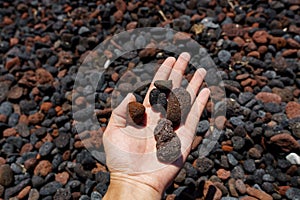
top-left (103, 52), bottom-right (210, 195)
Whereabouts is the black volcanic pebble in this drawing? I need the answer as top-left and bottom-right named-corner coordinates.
top-left (154, 80), bottom-right (172, 91)
top-left (197, 120), bottom-right (210, 135)
top-left (54, 133), bottom-right (70, 149)
top-left (157, 93), bottom-right (168, 110)
top-left (40, 181), bottom-right (62, 196)
top-left (4, 178), bottom-right (30, 199)
top-left (154, 118), bottom-right (181, 163)
top-left (53, 188), bottom-right (72, 200)
top-left (193, 157), bottom-right (214, 174)
top-left (39, 142), bottom-right (54, 156)
top-left (149, 88), bottom-right (160, 106)
top-left (156, 136), bottom-right (181, 163)
top-left (243, 159), bottom-right (256, 173)
top-left (154, 118), bottom-right (175, 143)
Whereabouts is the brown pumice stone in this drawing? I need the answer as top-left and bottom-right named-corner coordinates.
top-left (167, 87), bottom-right (191, 126)
top-left (128, 101), bottom-right (145, 125)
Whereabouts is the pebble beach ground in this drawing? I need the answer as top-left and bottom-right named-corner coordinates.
top-left (0, 0), bottom-right (300, 199)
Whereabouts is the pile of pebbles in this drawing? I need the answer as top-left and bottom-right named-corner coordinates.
top-left (0, 0), bottom-right (300, 199)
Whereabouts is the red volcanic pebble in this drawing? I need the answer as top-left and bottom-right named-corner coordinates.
top-left (255, 92), bottom-right (282, 103)
top-left (128, 101), bottom-right (145, 125)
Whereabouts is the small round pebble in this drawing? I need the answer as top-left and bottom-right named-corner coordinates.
top-left (0, 164), bottom-right (14, 186)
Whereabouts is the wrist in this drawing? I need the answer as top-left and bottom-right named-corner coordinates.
top-left (103, 173), bottom-right (162, 200)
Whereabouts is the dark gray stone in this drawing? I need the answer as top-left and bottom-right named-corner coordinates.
top-left (40, 181), bottom-right (62, 196)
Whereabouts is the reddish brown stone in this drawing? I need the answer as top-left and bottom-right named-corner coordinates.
top-left (55, 106), bottom-right (63, 116)
top-left (254, 75), bottom-right (268, 87)
top-left (247, 42), bottom-right (257, 51)
top-left (246, 186), bottom-right (272, 200)
top-left (55, 171), bottom-right (69, 185)
top-left (0, 114), bottom-right (7, 123)
top-left (286, 101), bottom-right (300, 119)
top-left (36, 68), bottom-right (53, 84)
top-left (272, 87), bottom-right (294, 102)
top-left (18, 70), bottom-right (36, 87)
top-left (19, 114), bottom-right (28, 124)
top-left (8, 86), bottom-right (23, 100)
top-left (215, 116), bottom-right (226, 130)
top-left (222, 24), bottom-right (245, 37)
top-left (173, 32), bottom-right (192, 42)
top-left (113, 10), bottom-right (123, 23)
top-left (257, 45), bottom-right (268, 54)
top-left (74, 140), bottom-right (84, 148)
top-left (3, 128), bottom-right (17, 137)
top-left (0, 164), bottom-right (14, 186)
top-left (286, 38), bottom-right (300, 48)
top-left (233, 36), bottom-right (245, 47)
top-left (255, 92), bottom-right (282, 103)
top-left (240, 196), bottom-right (259, 200)
top-left (216, 169), bottom-right (230, 180)
top-left (222, 145), bottom-right (233, 152)
top-left (236, 74), bottom-right (250, 80)
top-left (235, 179), bottom-right (247, 194)
top-left (278, 185), bottom-right (290, 196)
top-left (17, 186), bottom-right (31, 199)
top-left (128, 102), bottom-right (145, 125)
top-left (244, 86), bottom-right (253, 93)
top-left (28, 112), bottom-right (44, 124)
top-left (282, 49), bottom-right (298, 57)
top-left (126, 21), bottom-right (138, 30)
top-left (115, 0), bottom-right (127, 12)
top-left (252, 30), bottom-right (269, 44)
top-left (191, 136), bottom-right (202, 150)
top-left (9, 38), bottom-right (19, 46)
top-left (241, 78), bottom-right (253, 87)
top-left (290, 5), bottom-right (300, 10)
top-left (270, 133), bottom-right (300, 152)
top-left (0, 157), bottom-right (6, 165)
top-left (247, 51), bottom-right (260, 58)
top-left (269, 36), bottom-right (286, 49)
top-left (228, 178), bottom-right (238, 197)
top-left (34, 160), bottom-right (52, 176)
top-left (40, 102), bottom-right (53, 113)
top-left (24, 158), bottom-right (37, 170)
top-left (203, 181), bottom-right (222, 200)
top-left (3, 16), bottom-right (13, 25)
top-left (56, 51), bottom-right (73, 67)
top-left (294, 89), bottom-right (300, 97)
top-left (5, 57), bottom-right (20, 70)
top-left (111, 72), bottom-right (119, 82)
top-left (57, 69), bottom-right (67, 78)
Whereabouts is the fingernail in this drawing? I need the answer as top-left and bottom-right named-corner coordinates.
top-left (198, 68), bottom-right (207, 76)
top-left (181, 52), bottom-right (190, 60)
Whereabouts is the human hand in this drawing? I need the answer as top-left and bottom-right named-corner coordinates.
top-left (103, 52), bottom-right (210, 200)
